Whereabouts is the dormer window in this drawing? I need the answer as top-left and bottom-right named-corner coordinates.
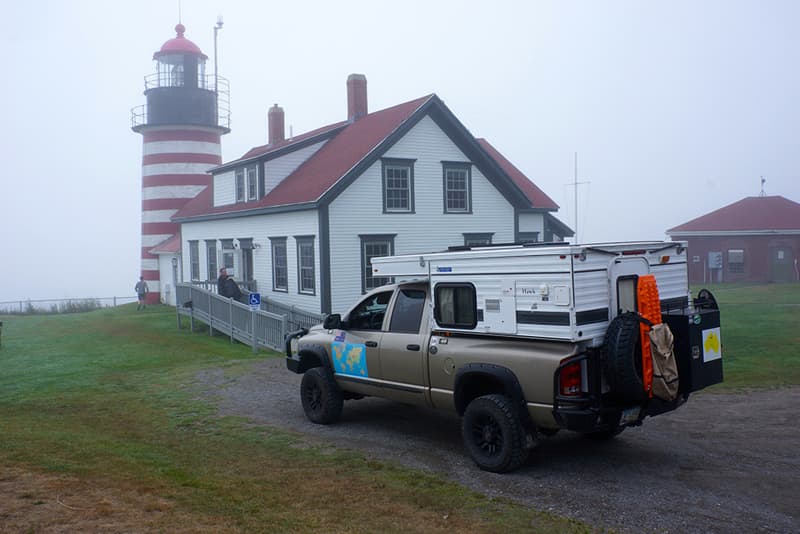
top-left (247, 165), bottom-right (258, 200)
top-left (235, 169), bottom-right (245, 202)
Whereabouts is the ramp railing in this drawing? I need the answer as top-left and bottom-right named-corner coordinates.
top-left (175, 283), bottom-right (302, 352)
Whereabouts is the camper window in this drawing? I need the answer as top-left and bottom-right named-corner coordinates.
top-left (434, 283), bottom-right (477, 329)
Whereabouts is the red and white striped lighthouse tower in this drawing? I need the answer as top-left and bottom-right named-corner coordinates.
top-left (132, 24), bottom-right (230, 304)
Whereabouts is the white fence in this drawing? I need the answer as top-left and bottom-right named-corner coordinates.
top-left (0, 296), bottom-right (138, 314)
top-left (175, 283), bottom-right (324, 352)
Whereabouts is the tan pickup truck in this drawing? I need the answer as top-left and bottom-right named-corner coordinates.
top-left (286, 243), bottom-right (723, 472)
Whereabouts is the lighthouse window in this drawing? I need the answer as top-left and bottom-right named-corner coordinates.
top-left (235, 169), bottom-right (245, 202)
top-left (247, 166), bottom-right (258, 200)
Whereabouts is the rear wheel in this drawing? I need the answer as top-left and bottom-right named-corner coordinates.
top-left (301, 367), bottom-right (343, 424)
top-left (462, 394), bottom-right (528, 473)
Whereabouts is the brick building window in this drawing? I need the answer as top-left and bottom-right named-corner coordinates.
top-left (728, 249), bottom-right (744, 273)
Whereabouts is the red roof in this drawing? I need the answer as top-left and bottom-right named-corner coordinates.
top-left (476, 138), bottom-right (559, 210)
top-left (154, 24), bottom-right (207, 60)
top-left (149, 233), bottom-right (181, 254)
top-left (175, 95), bottom-right (433, 219)
top-left (174, 93), bottom-right (560, 220)
top-left (668, 196), bottom-right (800, 233)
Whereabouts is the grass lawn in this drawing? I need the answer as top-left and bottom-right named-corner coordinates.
top-left (694, 282), bottom-right (800, 389)
top-left (0, 305), bottom-right (586, 533)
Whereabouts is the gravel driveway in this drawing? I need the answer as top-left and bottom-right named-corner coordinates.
top-left (195, 359), bottom-right (799, 533)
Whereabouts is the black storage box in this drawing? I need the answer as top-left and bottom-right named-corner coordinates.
top-left (663, 308), bottom-right (723, 393)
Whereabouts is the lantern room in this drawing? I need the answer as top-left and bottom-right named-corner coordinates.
top-left (131, 24), bottom-right (230, 133)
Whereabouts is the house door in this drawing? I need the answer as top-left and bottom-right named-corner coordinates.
top-left (769, 246), bottom-right (794, 282)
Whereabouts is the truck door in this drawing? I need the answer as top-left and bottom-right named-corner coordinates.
top-left (376, 286), bottom-right (429, 404)
top-left (610, 258), bottom-right (650, 319)
top-left (330, 290), bottom-right (392, 395)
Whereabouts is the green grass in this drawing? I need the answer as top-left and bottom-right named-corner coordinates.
top-left (693, 282), bottom-right (800, 389)
top-left (0, 305), bottom-right (585, 533)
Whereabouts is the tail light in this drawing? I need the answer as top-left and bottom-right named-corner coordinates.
top-left (560, 361), bottom-right (583, 396)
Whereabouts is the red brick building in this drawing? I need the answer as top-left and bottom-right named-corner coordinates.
top-left (667, 196), bottom-right (800, 284)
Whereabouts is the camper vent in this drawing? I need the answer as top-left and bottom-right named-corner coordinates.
top-left (485, 299), bottom-right (501, 311)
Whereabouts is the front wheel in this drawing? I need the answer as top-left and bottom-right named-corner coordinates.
top-left (462, 394), bottom-right (529, 473)
top-left (300, 367), bottom-right (343, 424)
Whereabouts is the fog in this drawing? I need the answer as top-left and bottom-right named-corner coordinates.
top-left (1, 0), bottom-right (797, 302)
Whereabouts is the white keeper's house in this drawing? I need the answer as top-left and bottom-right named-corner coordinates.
top-left (172, 74), bottom-right (573, 314)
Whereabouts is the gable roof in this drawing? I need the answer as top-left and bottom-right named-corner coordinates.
top-left (476, 138), bottom-right (558, 210)
top-left (173, 94), bottom-right (557, 221)
top-left (668, 195), bottom-right (800, 234)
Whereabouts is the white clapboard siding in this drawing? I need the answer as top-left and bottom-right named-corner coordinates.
top-left (213, 170), bottom-right (236, 206)
top-left (518, 212), bottom-right (545, 234)
top-left (264, 141), bottom-right (327, 197)
top-left (327, 114), bottom-right (515, 312)
top-left (181, 210), bottom-right (321, 311)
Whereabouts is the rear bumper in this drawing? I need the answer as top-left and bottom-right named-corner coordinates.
top-left (552, 351), bottom-right (688, 432)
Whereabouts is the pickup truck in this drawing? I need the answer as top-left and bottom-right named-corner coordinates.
top-left (286, 248), bottom-right (722, 472)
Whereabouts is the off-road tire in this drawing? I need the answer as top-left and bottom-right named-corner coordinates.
top-left (462, 394), bottom-right (529, 473)
top-left (604, 313), bottom-right (646, 403)
top-left (301, 367), bottom-right (343, 424)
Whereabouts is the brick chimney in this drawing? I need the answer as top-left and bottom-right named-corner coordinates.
top-left (347, 74), bottom-right (367, 121)
top-left (268, 104), bottom-right (285, 145)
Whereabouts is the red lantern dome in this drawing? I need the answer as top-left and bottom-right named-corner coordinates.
top-left (154, 24), bottom-right (208, 60)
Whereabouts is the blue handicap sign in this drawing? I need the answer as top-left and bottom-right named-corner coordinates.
top-left (248, 292), bottom-right (261, 308)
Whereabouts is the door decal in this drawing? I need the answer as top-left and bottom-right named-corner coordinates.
top-left (332, 341), bottom-right (368, 377)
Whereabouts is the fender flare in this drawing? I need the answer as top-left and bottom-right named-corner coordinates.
top-left (295, 343), bottom-right (332, 374)
top-left (454, 363), bottom-right (528, 419)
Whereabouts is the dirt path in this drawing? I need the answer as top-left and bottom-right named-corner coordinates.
top-left (197, 359), bottom-right (800, 534)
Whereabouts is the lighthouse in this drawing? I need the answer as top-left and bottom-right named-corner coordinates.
top-left (132, 23), bottom-right (230, 304)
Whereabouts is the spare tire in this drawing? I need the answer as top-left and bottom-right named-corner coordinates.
top-left (604, 312), bottom-right (646, 403)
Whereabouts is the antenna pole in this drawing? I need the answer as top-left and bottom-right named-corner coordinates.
top-left (214, 16), bottom-right (224, 123)
top-left (564, 152), bottom-right (590, 244)
top-left (574, 152), bottom-right (578, 243)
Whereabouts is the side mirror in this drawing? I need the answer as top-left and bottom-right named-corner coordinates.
top-left (323, 313), bottom-right (342, 330)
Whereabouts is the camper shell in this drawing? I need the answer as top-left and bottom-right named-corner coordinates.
top-left (371, 240), bottom-right (690, 343)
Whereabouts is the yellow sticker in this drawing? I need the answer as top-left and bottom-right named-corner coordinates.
top-left (702, 327), bottom-right (722, 362)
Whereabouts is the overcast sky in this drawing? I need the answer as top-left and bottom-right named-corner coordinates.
top-left (1, 0), bottom-right (797, 302)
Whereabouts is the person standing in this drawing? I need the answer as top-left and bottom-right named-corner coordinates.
top-left (135, 276), bottom-right (149, 310)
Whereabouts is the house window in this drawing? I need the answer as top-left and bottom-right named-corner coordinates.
top-left (463, 233), bottom-right (493, 247)
top-left (434, 283), bottom-right (477, 329)
top-left (443, 162), bottom-right (471, 213)
top-left (271, 237), bottom-right (288, 291)
top-left (189, 240), bottom-right (200, 281)
top-left (518, 231), bottom-right (539, 244)
top-left (296, 236), bottom-right (316, 295)
top-left (382, 158), bottom-right (415, 213)
top-left (235, 169), bottom-right (245, 202)
top-left (360, 234), bottom-right (395, 293)
top-left (728, 249), bottom-right (744, 273)
top-left (247, 165), bottom-right (258, 200)
top-left (205, 240), bottom-right (217, 281)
